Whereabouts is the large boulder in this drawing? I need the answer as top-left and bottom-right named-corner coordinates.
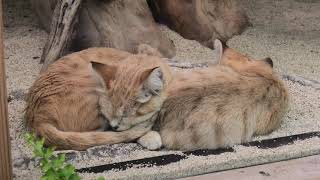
top-left (148, 0), bottom-right (250, 48)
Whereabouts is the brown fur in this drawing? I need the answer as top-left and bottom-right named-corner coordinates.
top-left (122, 42), bottom-right (288, 151)
top-left (26, 43), bottom-right (288, 151)
top-left (25, 47), bottom-right (172, 150)
top-left (155, 45), bottom-right (289, 150)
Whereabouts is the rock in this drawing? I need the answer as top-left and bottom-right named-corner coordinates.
top-left (148, 0), bottom-right (250, 47)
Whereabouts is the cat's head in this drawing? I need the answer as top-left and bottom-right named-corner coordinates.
top-left (93, 54), bottom-right (172, 131)
top-left (212, 39), bottom-right (274, 78)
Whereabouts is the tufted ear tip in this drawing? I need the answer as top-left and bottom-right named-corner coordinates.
top-left (214, 39), bottom-right (222, 49)
top-left (212, 39), bottom-right (224, 65)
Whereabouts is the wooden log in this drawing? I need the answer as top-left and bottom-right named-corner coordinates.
top-left (0, 0), bottom-right (13, 178)
top-left (148, 0), bottom-right (250, 48)
top-left (83, 0), bottom-right (175, 57)
top-left (40, 0), bottom-right (82, 72)
top-left (33, 0), bottom-right (176, 71)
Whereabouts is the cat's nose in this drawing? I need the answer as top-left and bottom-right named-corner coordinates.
top-left (111, 125), bottom-right (119, 130)
top-left (264, 57), bottom-right (273, 68)
top-left (110, 120), bottom-right (119, 130)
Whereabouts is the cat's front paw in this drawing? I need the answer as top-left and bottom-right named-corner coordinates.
top-left (137, 131), bottom-right (162, 150)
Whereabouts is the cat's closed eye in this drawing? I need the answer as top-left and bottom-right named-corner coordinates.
top-left (137, 90), bottom-right (152, 103)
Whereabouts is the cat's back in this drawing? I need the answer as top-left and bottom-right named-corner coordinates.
top-left (25, 48), bottom-right (131, 127)
top-left (167, 66), bottom-right (240, 98)
top-left (31, 47), bottom-right (131, 95)
top-left (161, 64), bottom-right (286, 123)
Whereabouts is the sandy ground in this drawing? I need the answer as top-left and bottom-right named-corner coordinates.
top-left (4, 0), bottom-right (320, 179)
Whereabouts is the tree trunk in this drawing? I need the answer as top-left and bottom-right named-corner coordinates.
top-left (32, 0), bottom-right (176, 71)
top-left (31, 0), bottom-right (250, 70)
top-left (40, 0), bottom-right (82, 72)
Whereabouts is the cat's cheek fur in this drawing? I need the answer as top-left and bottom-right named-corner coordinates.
top-left (137, 131), bottom-right (162, 150)
top-left (115, 124), bottom-right (132, 131)
top-left (117, 112), bottom-right (157, 131)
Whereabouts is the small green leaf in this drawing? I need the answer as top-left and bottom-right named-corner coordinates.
top-left (34, 139), bottom-right (45, 157)
top-left (40, 176), bottom-right (48, 180)
top-left (59, 164), bottom-right (75, 179)
top-left (97, 176), bottom-right (105, 180)
top-left (25, 133), bottom-right (32, 141)
top-left (24, 133), bottom-right (80, 180)
top-left (52, 154), bottom-right (65, 170)
top-left (42, 169), bottom-right (58, 180)
top-left (40, 159), bottom-right (52, 172)
top-left (25, 133), bottom-right (35, 146)
top-left (44, 147), bottom-right (55, 159)
top-left (39, 138), bottom-right (45, 148)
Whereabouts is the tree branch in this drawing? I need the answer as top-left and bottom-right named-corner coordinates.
top-left (40, 0), bottom-right (82, 73)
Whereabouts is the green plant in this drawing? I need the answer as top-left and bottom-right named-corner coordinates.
top-left (97, 176), bottom-right (105, 180)
top-left (25, 133), bottom-right (81, 180)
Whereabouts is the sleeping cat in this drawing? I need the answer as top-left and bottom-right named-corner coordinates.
top-left (25, 47), bottom-right (172, 150)
top-left (115, 40), bottom-right (289, 151)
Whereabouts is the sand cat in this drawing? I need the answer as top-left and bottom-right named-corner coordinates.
top-left (25, 47), bottom-right (172, 150)
top-left (116, 40), bottom-right (289, 151)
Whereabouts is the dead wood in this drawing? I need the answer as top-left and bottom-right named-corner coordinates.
top-left (32, 0), bottom-right (176, 72)
top-left (40, 0), bottom-right (82, 72)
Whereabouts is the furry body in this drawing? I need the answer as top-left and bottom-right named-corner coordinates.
top-left (25, 47), bottom-right (172, 150)
top-left (25, 42), bottom-right (288, 151)
top-left (155, 47), bottom-right (289, 150)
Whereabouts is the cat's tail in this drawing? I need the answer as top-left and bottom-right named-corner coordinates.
top-left (37, 123), bottom-right (150, 150)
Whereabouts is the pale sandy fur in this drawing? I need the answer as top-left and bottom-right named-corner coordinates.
top-left (155, 47), bottom-right (289, 151)
top-left (25, 44), bottom-right (288, 151)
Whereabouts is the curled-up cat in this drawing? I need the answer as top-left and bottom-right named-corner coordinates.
top-left (25, 47), bottom-right (173, 150)
top-left (114, 40), bottom-right (289, 151)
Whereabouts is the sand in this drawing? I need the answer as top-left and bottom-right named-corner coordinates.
top-left (4, 0), bottom-right (320, 179)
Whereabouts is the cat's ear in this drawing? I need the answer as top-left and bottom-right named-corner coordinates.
top-left (211, 39), bottom-right (224, 65)
top-left (91, 61), bottom-right (117, 89)
top-left (137, 67), bottom-right (164, 103)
